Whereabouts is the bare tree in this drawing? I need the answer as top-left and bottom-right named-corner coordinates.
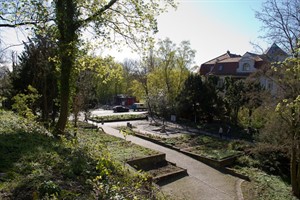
top-left (255, 0), bottom-right (300, 56)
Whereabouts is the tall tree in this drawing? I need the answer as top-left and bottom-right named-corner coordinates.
top-left (274, 56), bottom-right (300, 197)
top-left (0, 0), bottom-right (176, 135)
top-left (255, 0), bottom-right (300, 56)
top-left (130, 38), bottom-right (195, 119)
top-left (10, 34), bottom-right (58, 123)
top-left (241, 78), bottom-right (264, 126)
top-left (176, 74), bottom-right (221, 123)
top-left (224, 78), bottom-right (247, 125)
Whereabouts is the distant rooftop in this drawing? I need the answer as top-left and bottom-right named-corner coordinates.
top-left (203, 51), bottom-right (241, 65)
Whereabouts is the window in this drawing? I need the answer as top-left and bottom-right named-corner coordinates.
top-left (218, 65), bottom-right (223, 71)
top-left (242, 63), bottom-right (250, 71)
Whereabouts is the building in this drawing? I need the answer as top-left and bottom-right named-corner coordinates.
top-left (199, 43), bottom-right (288, 93)
top-left (113, 94), bottom-right (136, 106)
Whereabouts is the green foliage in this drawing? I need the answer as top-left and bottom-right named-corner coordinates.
top-left (38, 180), bottom-right (61, 199)
top-left (0, 110), bottom-right (162, 199)
top-left (76, 55), bottom-right (125, 106)
top-left (155, 134), bottom-right (241, 160)
top-left (10, 35), bottom-right (58, 122)
top-left (228, 140), bottom-right (253, 152)
top-left (130, 38), bottom-right (195, 119)
top-left (236, 155), bottom-right (260, 168)
top-left (235, 143), bottom-right (290, 178)
top-left (238, 168), bottom-right (296, 200)
top-left (224, 78), bottom-right (247, 124)
top-left (93, 157), bottom-right (154, 200)
top-left (176, 73), bottom-right (222, 122)
top-left (11, 85), bottom-right (40, 120)
top-left (258, 111), bottom-right (290, 145)
top-left (91, 113), bottom-right (147, 122)
top-left (188, 146), bottom-right (239, 160)
top-left (238, 106), bottom-right (271, 129)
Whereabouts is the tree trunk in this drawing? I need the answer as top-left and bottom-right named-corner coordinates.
top-left (291, 143), bottom-right (300, 198)
top-left (54, 0), bottom-right (78, 136)
top-left (55, 58), bottom-right (72, 135)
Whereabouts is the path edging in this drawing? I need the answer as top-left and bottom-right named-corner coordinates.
top-left (133, 131), bottom-right (250, 181)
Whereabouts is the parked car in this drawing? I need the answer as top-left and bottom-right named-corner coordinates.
top-left (113, 105), bottom-right (129, 113)
top-left (131, 103), bottom-right (147, 111)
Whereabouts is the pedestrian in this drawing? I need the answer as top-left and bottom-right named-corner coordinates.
top-left (219, 126), bottom-right (223, 138)
top-left (227, 125), bottom-right (231, 138)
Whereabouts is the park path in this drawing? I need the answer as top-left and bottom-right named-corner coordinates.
top-left (95, 123), bottom-right (243, 200)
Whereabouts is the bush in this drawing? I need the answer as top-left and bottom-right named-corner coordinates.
top-left (250, 143), bottom-right (290, 178)
top-left (238, 106), bottom-right (272, 130)
top-left (228, 140), bottom-right (252, 152)
top-left (39, 180), bottom-right (61, 198)
top-left (236, 155), bottom-right (260, 168)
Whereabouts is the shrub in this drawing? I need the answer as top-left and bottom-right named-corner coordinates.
top-left (228, 140), bottom-right (252, 152)
top-left (236, 155), bottom-right (260, 168)
top-left (12, 85), bottom-right (40, 120)
top-left (250, 143), bottom-right (290, 178)
top-left (38, 180), bottom-right (61, 198)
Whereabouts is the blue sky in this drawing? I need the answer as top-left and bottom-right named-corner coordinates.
top-left (2, 0), bottom-right (269, 67)
top-left (153, 0), bottom-right (268, 65)
top-left (104, 0), bottom-right (269, 66)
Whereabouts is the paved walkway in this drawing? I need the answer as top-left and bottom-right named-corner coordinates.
top-left (95, 123), bottom-right (243, 200)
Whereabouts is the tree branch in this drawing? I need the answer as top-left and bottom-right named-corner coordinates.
top-left (0, 21), bottom-right (37, 28)
top-left (78, 0), bottom-right (118, 28)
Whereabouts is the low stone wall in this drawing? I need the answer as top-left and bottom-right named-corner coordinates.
top-left (127, 153), bottom-right (166, 171)
top-left (222, 168), bottom-right (250, 181)
top-left (180, 149), bottom-right (241, 168)
top-left (127, 154), bottom-right (188, 184)
top-left (134, 132), bottom-right (181, 151)
top-left (133, 131), bottom-right (250, 181)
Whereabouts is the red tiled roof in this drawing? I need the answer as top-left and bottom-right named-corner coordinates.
top-left (199, 51), bottom-right (241, 76)
top-left (199, 51), bottom-right (268, 76)
top-left (199, 44), bottom-right (287, 77)
top-left (218, 57), bottom-right (241, 63)
top-left (203, 51), bottom-right (241, 65)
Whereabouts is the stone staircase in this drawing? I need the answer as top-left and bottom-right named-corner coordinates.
top-left (127, 153), bottom-right (187, 185)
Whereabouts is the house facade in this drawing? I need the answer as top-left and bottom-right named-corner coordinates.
top-left (199, 43), bottom-right (288, 94)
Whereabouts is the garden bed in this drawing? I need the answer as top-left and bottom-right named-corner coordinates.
top-left (89, 113), bottom-right (147, 123)
top-left (134, 131), bottom-right (242, 168)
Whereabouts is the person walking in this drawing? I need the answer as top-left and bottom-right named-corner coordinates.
top-left (226, 125), bottom-right (231, 139)
top-left (219, 126), bottom-right (223, 138)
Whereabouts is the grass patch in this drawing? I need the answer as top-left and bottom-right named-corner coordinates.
top-left (78, 128), bottom-right (158, 162)
top-left (150, 134), bottom-right (242, 160)
top-left (185, 146), bottom-right (239, 160)
top-left (0, 110), bottom-right (164, 199)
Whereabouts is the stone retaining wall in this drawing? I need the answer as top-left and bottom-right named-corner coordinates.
top-left (127, 153), bottom-right (166, 171)
top-left (134, 131), bottom-right (250, 181)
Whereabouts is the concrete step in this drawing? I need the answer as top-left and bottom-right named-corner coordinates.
top-left (127, 153), bottom-right (187, 184)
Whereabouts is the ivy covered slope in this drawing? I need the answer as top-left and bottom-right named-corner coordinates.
top-left (0, 110), bottom-right (163, 200)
